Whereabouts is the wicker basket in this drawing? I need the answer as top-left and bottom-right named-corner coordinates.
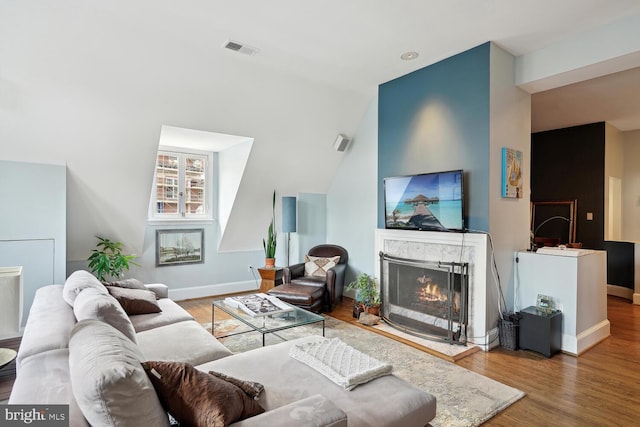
top-left (498, 313), bottom-right (520, 350)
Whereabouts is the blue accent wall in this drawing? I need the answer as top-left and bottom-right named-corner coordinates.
top-left (378, 43), bottom-right (491, 231)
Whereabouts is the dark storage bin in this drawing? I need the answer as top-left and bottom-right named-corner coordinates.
top-left (498, 312), bottom-right (521, 350)
top-left (519, 306), bottom-right (562, 357)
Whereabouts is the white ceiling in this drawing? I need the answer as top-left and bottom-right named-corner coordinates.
top-left (102, 0), bottom-right (640, 132)
top-left (532, 66), bottom-right (640, 132)
top-left (5, 1), bottom-right (639, 133)
top-left (182, 0), bottom-right (640, 95)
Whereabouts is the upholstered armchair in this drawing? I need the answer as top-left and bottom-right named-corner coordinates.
top-left (268, 244), bottom-right (348, 313)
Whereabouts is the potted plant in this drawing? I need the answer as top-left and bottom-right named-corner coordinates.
top-left (87, 236), bottom-right (140, 282)
top-left (347, 273), bottom-right (381, 316)
top-left (262, 190), bottom-right (277, 267)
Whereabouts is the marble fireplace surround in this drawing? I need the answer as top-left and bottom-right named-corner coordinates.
top-left (375, 229), bottom-right (497, 351)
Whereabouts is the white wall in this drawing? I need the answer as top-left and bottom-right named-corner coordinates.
top-left (0, 2), bottom-right (369, 270)
top-left (516, 13), bottom-right (640, 93)
top-left (489, 45), bottom-right (532, 315)
top-left (605, 124), bottom-right (624, 240)
top-left (218, 141), bottom-right (253, 248)
top-left (623, 130), bottom-right (640, 240)
top-left (327, 99), bottom-right (378, 296)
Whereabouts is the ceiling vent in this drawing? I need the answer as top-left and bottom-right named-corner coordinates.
top-left (223, 40), bottom-right (259, 56)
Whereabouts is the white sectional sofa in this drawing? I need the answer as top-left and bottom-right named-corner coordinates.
top-left (9, 270), bottom-right (436, 426)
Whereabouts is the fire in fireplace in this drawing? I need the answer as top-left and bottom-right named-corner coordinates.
top-left (415, 275), bottom-right (461, 318)
top-left (380, 252), bottom-right (469, 345)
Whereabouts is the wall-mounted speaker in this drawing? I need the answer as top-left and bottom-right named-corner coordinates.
top-left (334, 134), bottom-right (351, 152)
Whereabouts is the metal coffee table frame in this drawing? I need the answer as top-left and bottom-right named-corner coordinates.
top-left (212, 298), bottom-right (325, 346)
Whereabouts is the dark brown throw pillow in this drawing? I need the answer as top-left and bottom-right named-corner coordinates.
top-left (106, 286), bottom-right (162, 315)
top-left (103, 278), bottom-right (146, 290)
top-left (208, 371), bottom-right (264, 400)
top-left (142, 361), bottom-right (264, 427)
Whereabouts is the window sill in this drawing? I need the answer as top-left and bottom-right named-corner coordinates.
top-left (147, 218), bottom-right (215, 226)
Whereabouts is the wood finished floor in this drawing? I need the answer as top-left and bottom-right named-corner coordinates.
top-left (1, 296), bottom-right (638, 425)
top-left (180, 295), bottom-right (640, 427)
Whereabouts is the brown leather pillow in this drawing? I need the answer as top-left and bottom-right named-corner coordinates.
top-left (142, 361), bottom-right (264, 427)
top-left (107, 286), bottom-right (162, 315)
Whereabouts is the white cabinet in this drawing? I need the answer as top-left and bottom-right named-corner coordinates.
top-left (0, 267), bottom-right (23, 339)
top-left (514, 249), bottom-right (610, 355)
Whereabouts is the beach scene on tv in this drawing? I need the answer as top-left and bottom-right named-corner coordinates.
top-left (385, 171), bottom-right (463, 231)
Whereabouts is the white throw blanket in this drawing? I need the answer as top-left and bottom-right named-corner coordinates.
top-left (289, 337), bottom-right (392, 390)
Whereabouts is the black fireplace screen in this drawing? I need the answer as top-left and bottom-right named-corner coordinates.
top-left (380, 252), bottom-right (469, 345)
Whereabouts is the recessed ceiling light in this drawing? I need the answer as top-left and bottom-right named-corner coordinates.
top-left (401, 51), bottom-right (419, 61)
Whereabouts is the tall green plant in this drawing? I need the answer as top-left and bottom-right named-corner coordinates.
top-left (87, 236), bottom-right (139, 282)
top-left (263, 190), bottom-right (277, 258)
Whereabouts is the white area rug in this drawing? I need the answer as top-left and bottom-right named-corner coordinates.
top-left (205, 316), bottom-right (525, 427)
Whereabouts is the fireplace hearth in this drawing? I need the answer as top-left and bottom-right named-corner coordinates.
top-left (380, 252), bottom-right (469, 345)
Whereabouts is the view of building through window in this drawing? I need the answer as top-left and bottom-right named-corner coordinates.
top-left (154, 151), bottom-right (207, 218)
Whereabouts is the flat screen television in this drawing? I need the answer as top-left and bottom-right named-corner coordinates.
top-left (384, 170), bottom-right (465, 232)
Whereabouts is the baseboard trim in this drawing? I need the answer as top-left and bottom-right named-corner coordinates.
top-left (576, 319), bottom-right (611, 355)
top-left (169, 280), bottom-right (259, 301)
top-left (471, 327), bottom-right (499, 352)
top-left (607, 284), bottom-right (633, 300)
top-left (0, 330), bottom-right (23, 340)
top-left (561, 319), bottom-right (611, 356)
top-left (634, 293), bottom-right (640, 305)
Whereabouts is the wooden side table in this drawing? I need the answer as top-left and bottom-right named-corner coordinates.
top-left (257, 267), bottom-right (284, 293)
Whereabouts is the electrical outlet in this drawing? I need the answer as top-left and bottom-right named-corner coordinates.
top-left (248, 265), bottom-right (252, 272)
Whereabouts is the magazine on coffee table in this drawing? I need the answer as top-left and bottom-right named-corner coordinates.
top-left (224, 293), bottom-right (294, 317)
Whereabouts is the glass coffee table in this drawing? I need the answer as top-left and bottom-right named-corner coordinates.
top-left (212, 298), bottom-right (324, 346)
top-left (0, 348), bottom-right (17, 369)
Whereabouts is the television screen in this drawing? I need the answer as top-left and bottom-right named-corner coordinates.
top-left (384, 170), bottom-right (464, 231)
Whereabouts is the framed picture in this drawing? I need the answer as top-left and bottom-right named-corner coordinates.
top-left (501, 147), bottom-right (523, 198)
top-left (156, 229), bottom-right (204, 266)
top-left (530, 200), bottom-right (577, 244)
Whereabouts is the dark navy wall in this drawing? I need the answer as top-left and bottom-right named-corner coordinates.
top-left (531, 122), bottom-right (605, 249)
top-left (378, 43), bottom-right (491, 231)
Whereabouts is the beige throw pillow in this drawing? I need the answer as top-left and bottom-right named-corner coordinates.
top-left (73, 288), bottom-right (137, 343)
top-left (62, 270), bottom-right (108, 307)
top-left (304, 255), bottom-right (340, 277)
top-left (69, 320), bottom-right (170, 427)
top-left (104, 278), bottom-right (146, 290)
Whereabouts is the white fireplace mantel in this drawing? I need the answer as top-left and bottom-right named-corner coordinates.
top-left (374, 229), bottom-right (498, 350)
